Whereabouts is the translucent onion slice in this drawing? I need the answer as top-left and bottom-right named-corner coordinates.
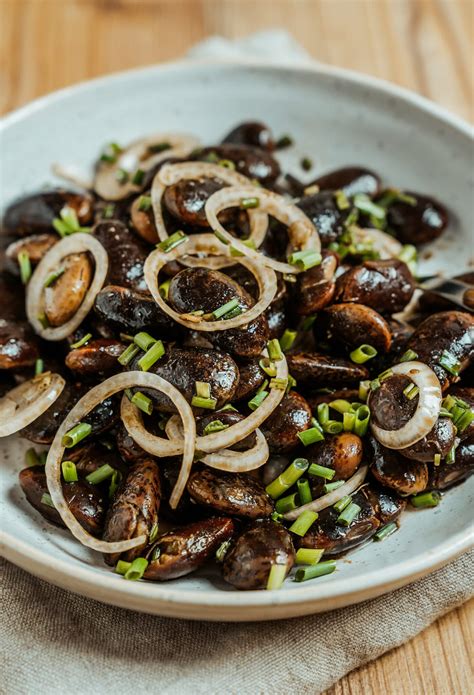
top-left (152, 162), bottom-right (269, 258)
top-left (369, 361), bottom-right (442, 450)
top-left (121, 350), bottom-right (288, 456)
top-left (94, 133), bottom-right (200, 201)
top-left (205, 185), bottom-right (321, 274)
top-left (45, 372), bottom-right (195, 553)
top-left (352, 227), bottom-right (403, 259)
top-left (26, 233), bottom-right (108, 341)
top-left (51, 162), bottom-right (93, 191)
top-left (283, 464), bottom-right (369, 521)
top-left (144, 233), bottom-right (277, 331)
top-left (165, 415), bottom-right (269, 472)
top-left (0, 372), bottom-right (65, 438)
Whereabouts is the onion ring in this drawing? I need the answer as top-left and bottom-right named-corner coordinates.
top-left (26, 233), bottom-right (108, 341)
top-left (144, 233), bottom-right (277, 331)
top-left (121, 350), bottom-right (289, 456)
top-left (283, 464), bottom-right (369, 521)
top-left (205, 185), bottom-right (321, 274)
top-left (45, 372), bottom-right (195, 553)
top-left (0, 372), bottom-right (65, 438)
top-left (369, 361), bottom-right (442, 449)
top-left (94, 133), bottom-right (200, 201)
top-left (352, 227), bottom-right (403, 259)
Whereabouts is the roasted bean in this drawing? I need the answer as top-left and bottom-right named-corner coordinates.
top-left (428, 437), bottom-right (473, 489)
top-left (5, 234), bottom-right (58, 276)
top-left (384, 191), bottom-right (448, 245)
top-left (163, 177), bottom-right (227, 228)
top-left (260, 391), bottom-right (312, 453)
top-left (400, 417), bottom-right (456, 462)
top-left (94, 220), bottom-right (149, 292)
top-left (222, 121), bottom-right (275, 151)
top-left (308, 433), bottom-right (363, 481)
top-left (369, 436), bottom-right (429, 495)
top-left (365, 485), bottom-right (406, 525)
top-left (310, 167), bottom-right (382, 198)
top-left (294, 251), bottom-right (337, 315)
top-left (297, 191), bottom-right (351, 246)
top-left (3, 190), bottom-right (93, 238)
top-left (130, 196), bottom-right (158, 244)
top-left (232, 357), bottom-right (266, 402)
top-left (316, 303), bottom-right (392, 353)
top-left (335, 259), bottom-right (415, 314)
top-left (0, 320), bottom-right (39, 370)
top-left (196, 410), bottom-right (257, 450)
top-left (194, 144), bottom-right (280, 185)
top-left (286, 352), bottom-right (369, 388)
top-left (65, 339), bottom-right (125, 376)
top-left (44, 252), bottom-right (93, 327)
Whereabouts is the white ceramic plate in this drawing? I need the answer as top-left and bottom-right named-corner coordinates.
top-left (1, 60), bottom-right (473, 621)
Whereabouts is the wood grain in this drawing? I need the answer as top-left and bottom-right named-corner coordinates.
top-left (1, 1), bottom-right (473, 693)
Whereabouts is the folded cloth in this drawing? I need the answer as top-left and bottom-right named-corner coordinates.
top-left (1, 30), bottom-right (473, 695)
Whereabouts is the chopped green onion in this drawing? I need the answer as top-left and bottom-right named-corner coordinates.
top-left (124, 557), bottom-right (148, 581)
top-left (308, 463), bottom-right (335, 481)
top-left (288, 250), bottom-right (322, 271)
top-left (333, 495), bottom-right (352, 513)
top-left (70, 333), bottom-right (92, 349)
top-left (337, 501), bottom-right (361, 526)
top-left (317, 402), bottom-right (329, 426)
top-left (289, 509), bottom-right (318, 536)
top-left (103, 203), bottom-right (115, 218)
top-left (322, 420), bottom-right (343, 434)
top-left (131, 391), bottom-right (153, 415)
top-left (297, 426), bottom-right (325, 446)
top-left (44, 267), bottom-right (65, 288)
top-left (137, 340), bottom-right (165, 371)
top-left (158, 279), bottom-right (171, 299)
top-left (399, 349), bottom-right (418, 362)
top-left (100, 142), bottom-right (122, 163)
top-left (115, 168), bottom-right (129, 184)
top-left (456, 408), bottom-right (474, 433)
top-left (374, 522), bottom-right (398, 541)
top-left (270, 511), bottom-right (284, 523)
top-left (266, 563), bottom-right (287, 590)
top-left (259, 358), bottom-right (277, 377)
top-left (115, 560), bottom-right (132, 576)
top-left (266, 457), bottom-right (309, 499)
top-left (108, 470), bottom-right (122, 499)
top-left (219, 403), bottom-right (238, 413)
top-left (215, 539), bottom-right (232, 562)
top-left (411, 491), bottom-right (441, 508)
top-left (377, 188), bottom-right (417, 208)
top-left (286, 374), bottom-right (297, 393)
top-left (350, 344), bottom-right (378, 364)
top-left (301, 315), bottom-right (317, 331)
top-left (61, 460), bottom-right (78, 483)
top-left (40, 493), bottom-right (55, 509)
top-left (269, 377), bottom-right (288, 391)
top-left (211, 298), bottom-right (240, 320)
top-left (295, 560), bottom-right (336, 582)
top-left (276, 134), bottom-right (293, 149)
top-left (195, 381), bottom-right (211, 399)
top-left (398, 244), bottom-right (417, 264)
top-left (279, 329), bottom-right (297, 353)
top-left (149, 523), bottom-right (159, 544)
top-left (438, 350), bottom-right (461, 376)
top-left (138, 195), bottom-right (152, 211)
top-left (297, 478), bottom-right (312, 505)
top-left (18, 251), bottom-right (32, 284)
top-left (117, 343), bottom-right (140, 366)
top-left (334, 189), bottom-right (350, 210)
top-left (353, 193), bottom-right (386, 220)
top-left (267, 338), bottom-right (284, 361)
top-left (275, 492), bottom-right (299, 514)
top-left (323, 480), bottom-right (345, 494)
top-left (248, 390), bottom-right (269, 411)
top-left (202, 419), bottom-right (229, 435)
top-left (132, 168), bottom-right (145, 185)
top-left (34, 358), bottom-right (44, 376)
top-left (434, 453), bottom-right (441, 466)
top-left (403, 383), bottom-right (419, 400)
top-left (25, 448), bottom-right (40, 467)
top-left (445, 443), bottom-right (456, 465)
top-left (191, 396), bottom-right (217, 410)
top-left (218, 158), bottom-right (235, 170)
top-left (295, 548), bottom-right (325, 565)
top-left (156, 231), bottom-right (188, 253)
top-left (300, 157), bottom-right (313, 171)
top-left (378, 368), bottom-right (393, 382)
top-left (85, 463), bottom-right (115, 485)
top-left (370, 378), bottom-right (381, 391)
top-left (240, 196), bottom-right (260, 209)
top-left (62, 422), bottom-right (92, 448)
top-left (343, 412), bottom-right (356, 432)
top-left (134, 331), bottom-right (157, 351)
top-left (52, 206), bottom-right (91, 236)
top-left (329, 399), bottom-right (352, 414)
top-left (148, 141), bottom-right (171, 154)
top-left (354, 404), bottom-right (370, 436)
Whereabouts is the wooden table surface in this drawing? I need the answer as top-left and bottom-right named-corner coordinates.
top-left (1, 1), bottom-right (472, 693)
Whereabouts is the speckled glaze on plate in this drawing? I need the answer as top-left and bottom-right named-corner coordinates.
top-left (1, 60), bottom-right (473, 621)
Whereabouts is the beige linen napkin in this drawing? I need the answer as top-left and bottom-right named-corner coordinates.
top-left (1, 31), bottom-right (473, 695)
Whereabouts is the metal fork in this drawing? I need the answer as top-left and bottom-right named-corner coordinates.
top-left (417, 275), bottom-right (474, 312)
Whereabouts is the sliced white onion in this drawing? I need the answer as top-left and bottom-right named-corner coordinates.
top-left (283, 464), bottom-right (369, 521)
top-left (51, 162), bottom-right (94, 191)
top-left (165, 415), bottom-right (269, 473)
top-left (45, 371), bottom-right (195, 553)
top-left (205, 185), bottom-right (321, 274)
top-left (352, 227), bottom-right (403, 259)
top-left (26, 233), bottom-right (108, 341)
top-left (94, 133), bottom-right (200, 201)
top-left (121, 349), bottom-right (288, 456)
top-left (144, 233), bottom-right (277, 331)
top-left (369, 361), bottom-right (442, 450)
top-left (0, 373), bottom-right (65, 438)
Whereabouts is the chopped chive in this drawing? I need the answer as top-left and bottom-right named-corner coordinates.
top-left (295, 548), bottom-right (325, 565)
top-left (124, 557), bottom-right (148, 581)
top-left (276, 134), bottom-right (293, 149)
top-left (280, 329), bottom-right (297, 352)
top-left (219, 403), bottom-right (238, 413)
top-left (40, 493), bottom-right (55, 509)
top-left (270, 511), bottom-right (284, 523)
top-left (378, 368), bottom-right (393, 382)
top-left (218, 158), bottom-right (236, 170)
top-left (240, 196), bottom-right (260, 209)
top-left (259, 358), bottom-right (277, 377)
top-left (275, 492), bottom-right (299, 514)
top-left (288, 250), bottom-right (322, 271)
top-left (202, 420), bottom-right (229, 435)
top-left (131, 391), bottom-right (153, 415)
top-left (322, 420), bottom-right (343, 434)
top-left (354, 404), bottom-right (370, 436)
top-left (134, 331), bottom-right (157, 351)
top-left (337, 501), bottom-right (361, 526)
top-left (374, 522), bottom-right (398, 541)
top-left (108, 470), bottom-right (122, 498)
top-left (411, 491), bottom-right (441, 508)
top-left (329, 399), bottom-right (352, 414)
top-left (149, 523), bottom-right (159, 544)
top-left (295, 560), bottom-right (336, 582)
top-left (269, 377), bottom-right (288, 391)
top-left (115, 560), bottom-right (132, 576)
top-left (445, 443), bottom-right (456, 465)
top-left (286, 374), bottom-right (297, 393)
top-left (70, 333), bottom-right (92, 349)
top-left (103, 203), bottom-right (115, 218)
top-left (156, 231), bottom-right (188, 253)
top-left (115, 168), bottom-right (129, 184)
top-left (434, 453), bottom-right (441, 466)
top-left (456, 408), bottom-right (474, 433)
top-left (333, 495), bottom-right (352, 513)
top-left (211, 298), bottom-right (240, 320)
top-left (148, 141), bottom-right (171, 154)
top-left (308, 463), bottom-right (336, 481)
top-left (267, 339), bottom-right (284, 361)
top-left (343, 412), bottom-right (356, 432)
top-left (377, 188), bottom-right (417, 208)
top-left (334, 189), bottom-right (351, 210)
top-left (85, 463), bottom-right (115, 485)
top-left (370, 378), bottom-right (381, 391)
top-left (266, 458), bottom-right (309, 499)
top-left (350, 344), bottom-right (378, 364)
top-left (400, 349), bottom-right (418, 362)
top-left (138, 195), bottom-right (152, 211)
top-left (317, 402), bottom-right (329, 425)
top-left (52, 206), bottom-right (91, 236)
top-left (25, 447), bottom-right (40, 467)
top-left (398, 244), bottom-right (417, 264)
top-left (266, 563), bottom-right (288, 590)
top-left (159, 279), bottom-right (171, 299)
top-left (132, 168), bottom-right (145, 185)
top-left (195, 382), bottom-right (211, 399)
top-left (323, 480), bottom-right (345, 494)
top-left (248, 390), bottom-right (269, 411)
top-left (301, 157), bottom-right (313, 172)
top-left (438, 350), bottom-right (461, 376)
top-left (62, 422), bottom-right (92, 448)
top-left (34, 358), bottom-right (44, 376)
top-left (297, 478), bottom-right (312, 505)
top-left (18, 250), bottom-right (32, 284)
top-left (297, 426), bottom-right (325, 446)
top-left (289, 510), bottom-right (318, 536)
top-left (43, 267), bottom-right (65, 288)
top-left (215, 539), bottom-right (232, 563)
top-left (137, 340), bottom-right (165, 371)
top-left (118, 343), bottom-right (140, 366)
top-left (61, 460), bottom-right (78, 483)
top-left (191, 396), bottom-right (217, 410)
top-left (353, 194), bottom-right (386, 220)
top-left (301, 315), bottom-right (317, 331)
top-left (403, 383), bottom-right (419, 400)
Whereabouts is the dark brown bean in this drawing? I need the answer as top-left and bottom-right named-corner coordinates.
top-left (0, 272), bottom-right (25, 321)
top-left (428, 436), bottom-right (473, 490)
top-left (406, 311), bottom-right (474, 390)
top-left (369, 436), bottom-right (429, 495)
top-left (260, 391), bottom-right (312, 453)
top-left (194, 144), bottom-right (280, 185)
top-left (94, 220), bottom-right (149, 292)
top-left (196, 410), bottom-right (256, 451)
top-left (335, 259), bottom-right (415, 314)
top-left (0, 321), bottom-right (39, 370)
top-left (116, 423), bottom-right (153, 462)
top-left (163, 177), bottom-right (227, 228)
top-left (286, 352), bottom-right (369, 387)
top-left (222, 121), bottom-right (275, 151)
top-left (265, 297), bottom-right (287, 339)
top-left (130, 196), bottom-right (158, 244)
top-left (369, 374), bottom-right (418, 431)
top-left (316, 303), bottom-right (392, 353)
top-left (65, 339), bottom-right (125, 376)
top-left (384, 191), bottom-right (448, 245)
top-left (187, 467), bottom-right (273, 519)
top-left (103, 458), bottom-right (161, 565)
top-left (66, 441), bottom-right (126, 478)
top-left (5, 234), bottom-right (58, 276)
top-left (297, 191), bottom-right (351, 246)
top-left (448, 386), bottom-right (474, 441)
top-left (400, 417), bottom-right (456, 462)
top-left (3, 190), bottom-right (93, 238)
top-left (144, 517), bottom-right (235, 581)
top-left (365, 485), bottom-right (407, 525)
top-left (310, 167), bottom-right (382, 198)
top-left (232, 357), bottom-right (266, 402)
top-left (307, 433), bottom-right (363, 481)
top-left (294, 251), bottom-right (337, 315)
top-left (222, 519), bottom-right (295, 590)
top-left (44, 252), bottom-right (93, 327)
